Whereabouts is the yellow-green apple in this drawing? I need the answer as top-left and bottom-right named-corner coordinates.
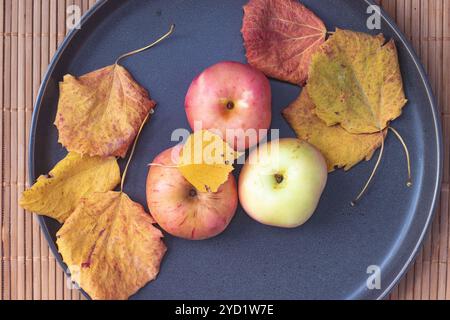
top-left (239, 138), bottom-right (327, 228)
top-left (146, 146), bottom-right (238, 240)
top-left (185, 61), bottom-right (272, 151)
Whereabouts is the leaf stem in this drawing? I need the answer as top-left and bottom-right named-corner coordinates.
top-left (120, 112), bottom-right (151, 193)
top-left (351, 132), bottom-right (385, 206)
top-left (115, 24), bottom-right (175, 65)
top-left (148, 163), bottom-right (181, 168)
top-left (389, 126), bottom-right (413, 187)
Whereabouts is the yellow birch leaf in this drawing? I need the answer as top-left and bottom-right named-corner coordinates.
top-left (20, 152), bottom-right (120, 223)
top-left (178, 130), bottom-right (241, 193)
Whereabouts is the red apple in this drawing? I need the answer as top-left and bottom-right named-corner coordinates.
top-left (146, 146), bottom-right (238, 240)
top-left (185, 61), bottom-right (272, 150)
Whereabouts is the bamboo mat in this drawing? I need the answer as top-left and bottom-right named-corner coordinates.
top-left (0, 0), bottom-right (448, 300)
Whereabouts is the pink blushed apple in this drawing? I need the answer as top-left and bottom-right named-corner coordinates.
top-left (185, 61), bottom-right (272, 150)
top-left (146, 146), bottom-right (238, 240)
top-left (239, 138), bottom-right (328, 228)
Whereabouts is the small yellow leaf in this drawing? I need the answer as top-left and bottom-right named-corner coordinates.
top-left (57, 191), bottom-right (166, 300)
top-left (178, 130), bottom-right (240, 193)
top-left (20, 152), bottom-right (120, 223)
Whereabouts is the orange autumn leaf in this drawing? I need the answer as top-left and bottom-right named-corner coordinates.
top-left (57, 191), bottom-right (166, 300)
top-left (308, 29), bottom-right (407, 134)
top-left (283, 89), bottom-right (386, 172)
top-left (242, 0), bottom-right (326, 85)
top-left (55, 64), bottom-right (156, 158)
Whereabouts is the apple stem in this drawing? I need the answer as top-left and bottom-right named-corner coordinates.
top-left (120, 112), bottom-right (151, 193)
top-left (389, 127), bottom-right (413, 187)
top-left (115, 24), bottom-right (175, 66)
top-left (351, 132), bottom-right (385, 206)
top-left (274, 174), bottom-right (284, 184)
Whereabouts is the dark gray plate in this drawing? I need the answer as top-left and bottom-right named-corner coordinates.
top-left (30, 0), bottom-right (442, 300)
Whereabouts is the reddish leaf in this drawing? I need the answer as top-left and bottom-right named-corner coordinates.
top-left (242, 0), bottom-right (326, 85)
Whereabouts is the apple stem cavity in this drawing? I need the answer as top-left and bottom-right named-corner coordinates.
top-left (226, 101), bottom-right (235, 110)
top-left (189, 189), bottom-right (197, 198)
top-left (115, 24), bottom-right (175, 66)
top-left (274, 174), bottom-right (284, 184)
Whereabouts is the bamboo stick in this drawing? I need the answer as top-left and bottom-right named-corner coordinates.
top-left (435, 0), bottom-right (444, 113)
top-left (56, 269), bottom-right (63, 300)
top-left (396, 0), bottom-right (406, 34)
top-left (442, 0), bottom-right (450, 186)
top-left (444, 0), bottom-right (450, 117)
top-left (46, 0), bottom-right (57, 300)
top-left (422, 229), bottom-right (433, 299)
top-left (411, 0), bottom-right (421, 53)
top-left (438, 185), bottom-right (449, 299)
top-left (405, 267), bottom-right (415, 300)
top-left (24, 0), bottom-right (33, 301)
top-left (31, 0), bottom-right (42, 301)
top-left (413, 249), bottom-right (424, 299)
top-left (397, 267), bottom-right (407, 299)
top-left (390, 284), bottom-right (399, 300)
top-left (2, 0), bottom-right (12, 301)
top-left (428, 0), bottom-right (437, 106)
top-left (404, 0), bottom-right (412, 42)
top-left (40, 0), bottom-right (51, 301)
top-left (430, 208), bottom-right (440, 300)
top-left (429, 0), bottom-right (441, 301)
top-left (10, 0), bottom-right (19, 300)
top-left (421, 0), bottom-right (429, 72)
top-left (382, 0), bottom-right (397, 19)
top-left (57, 0), bottom-right (66, 48)
top-left (444, 1), bottom-right (450, 298)
top-left (17, 0), bottom-right (26, 301)
top-left (0, 0), bottom-right (4, 301)
top-left (436, 0), bottom-right (447, 301)
top-left (82, 0), bottom-right (89, 13)
top-left (49, 0), bottom-right (57, 54)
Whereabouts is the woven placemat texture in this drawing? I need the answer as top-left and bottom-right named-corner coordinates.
top-left (0, 0), bottom-right (448, 300)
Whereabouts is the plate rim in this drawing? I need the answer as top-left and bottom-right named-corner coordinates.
top-left (360, 0), bottom-right (443, 299)
top-left (28, 0), bottom-right (443, 300)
